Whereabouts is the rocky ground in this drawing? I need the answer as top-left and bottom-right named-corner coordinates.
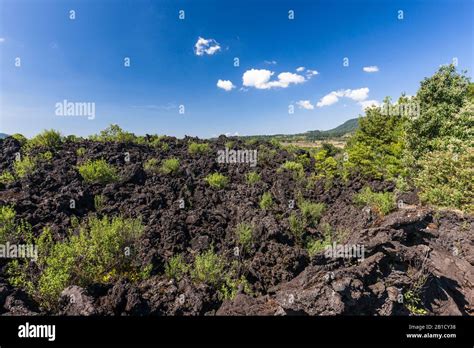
top-left (0, 136), bottom-right (472, 316)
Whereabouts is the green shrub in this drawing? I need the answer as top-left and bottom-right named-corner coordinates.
top-left (415, 147), bottom-right (473, 213)
top-left (235, 223), bottom-right (253, 252)
top-left (281, 161), bottom-right (304, 173)
top-left (76, 147), bottom-right (86, 157)
top-left (38, 215), bottom-right (144, 308)
top-left (90, 124), bottom-right (137, 143)
top-left (0, 171), bottom-right (15, 184)
top-left (343, 104), bottom-right (406, 180)
top-left (160, 158), bottom-right (180, 175)
top-left (143, 158), bottom-right (160, 173)
top-left (0, 205), bottom-right (16, 243)
top-left (204, 172), bottom-right (228, 189)
top-left (306, 223), bottom-right (333, 257)
top-left (27, 129), bottom-right (62, 149)
top-left (188, 142), bottom-right (210, 155)
top-left (407, 65), bottom-right (471, 158)
top-left (11, 134), bottom-right (27, 146)
top-left (246, 171), bottom-right (261, 185)
top-left (38, 151), bottom-right (53, 162)
top-left (13, 156), bottom-right (36, 178)
top-left (94, 194), bottom-right (105, 211)
top-left (77, 159), bottom-right (119, 184)
top-left (191, 248), bottom-right (225, 286)
top-left (354, 187), bottom-right (396, 216)
top-left (299, 201), bottom-right (325, 226)
top-left (259, 191), bottom-right (273, 210)
top-left (289, 212), bottom-right (305, 242)
top-left (149, 137), bottom-right (170, 151)
top-left (314, 149), bottom-right (339, 181)
top-left (165, 254), bottom-right (189, 281)
top-left (219, 275), bottom-right (251, 300)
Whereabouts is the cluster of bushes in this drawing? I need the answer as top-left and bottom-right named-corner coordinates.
top-left (77, 159), bottom-right (119, 184)
top-left (353, 187), bottom-right (396, 216)
top-left (288, 199), bottom-right (325, 243)
top-left (342, 65), bottom-right (472, 213)
top-left (188, 141), bottom-right (210, 155)
top-left (6, 214), bottom-right (147, 309)
top-left (144, 157), bottom-right (180, 175)
top-left (164, 248), bottom-right (251, 300)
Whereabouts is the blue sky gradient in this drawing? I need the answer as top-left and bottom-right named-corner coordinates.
top-left (0, 0), bottom-right (472, 137)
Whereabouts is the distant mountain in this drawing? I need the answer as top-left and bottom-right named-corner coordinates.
top-left (0, 133), bottom-right (9, 139)
top-left (241, 117), bottom-right (359, 141)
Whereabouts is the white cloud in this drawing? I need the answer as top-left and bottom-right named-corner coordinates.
top-left (296, 100), bottom-right (314, 110)
top-left (363, 66), bottom-right (379, 73)
top-left (216, 79), bottom-right (235, 91)
top-left (306, 69), bottom-right (319, 77)
top-left (225, 131), bottom-right (239, 136)
top-left (359, 99), bottom-right (380, 110)
top-left (316, 88), bottom-right (371, 107)
top-left (194, 37), bottom-right (221, 56)
top-left (344, 87), bottom-right (370, 101)
top-left (0, 38), bottom-right (5, 43)
top-left (242, 69), bottom-right (306, 89)
top-left (316, 92), bottom-right (341, 107)
top-left (296, 66), bottom-right (305, 72)
top-left (264, 60), bottom-right (277, 65)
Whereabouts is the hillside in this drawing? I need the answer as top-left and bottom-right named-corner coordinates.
top-left (240, 117), bottom-right (359, 142)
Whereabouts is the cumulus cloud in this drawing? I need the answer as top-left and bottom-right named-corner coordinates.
top-left (242, 69), bottom-right (306, 89)
top-left (316, 88), bottom-right (372, 107)
top-left (194, 37), bottom-right (221, 56)
top-left (344, 87), bottom-right (369, 101)
top-left (363, 66), bottom-right (379, 73)
top-left (296, 100), bottom-right (314, 110)
top-left (216, 79), bottom-right (235, 91)
top-left (296, 66), bottom-right (305, 72)
top-left (306, 69), bottom-right (319, 77)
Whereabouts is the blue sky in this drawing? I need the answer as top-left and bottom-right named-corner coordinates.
top-left (0, 0), bottom-right (472, 138)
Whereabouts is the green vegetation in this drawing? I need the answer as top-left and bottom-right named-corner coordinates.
top-left (299, 200), bottom-right (325, 226)
top-left (0, 171), bottom-right (15, 184)
top-left (306, 223), bottom-right (333, 257)
top-left (259, 191), bottom-right (273, 210)
top-left (404, 290), bottom-right (428, 315)
top-left (204, 172), bottom-right (228, 189)
top-left (353, 187), bottom-right (396, 216)
top-left (0, 205), bottom-right (16, 243)
top-left (165, 254), bottom-right (189, 281)
top-left (94, 194), bottom-right (106, 211)
top-left (280, 161), bottom-right (304, 173)
top-left (188, 141), bottom-right (210, 155)
top-left (245, 171), bottom-right (261, 185)
top-left (219, 275), bottom-right (251, 301)
top-left (191, 248), bottom-right (225, 286)
top-left (415, 147), bottom-right (473, 213)
top-left (90, 124), bottom-right (143, 143)
top-left (343, 101), bottom-right (406, 180)
top-left (37, 215), bottom-right (144, 308)
top-left (143, 158), bottom-right (160, 173)
top-left (160, 158), bottom-right (180, 175)
top-left (235, 222), bottom-right (253, 252)
top-left (288, 212), bottom-right (305, 242)
top-left (27, 130), bottom-right (62, 149)
top-left (77, 159), bottom-right (119, 184)
top-left (38, 151), bottom-right (53, 162)
top-left (76, 147), bottom-right (86, 157)
top-left (13, 156), bottom-right (36, 178)
top-left (11, 134), bottom-right (27, 146)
